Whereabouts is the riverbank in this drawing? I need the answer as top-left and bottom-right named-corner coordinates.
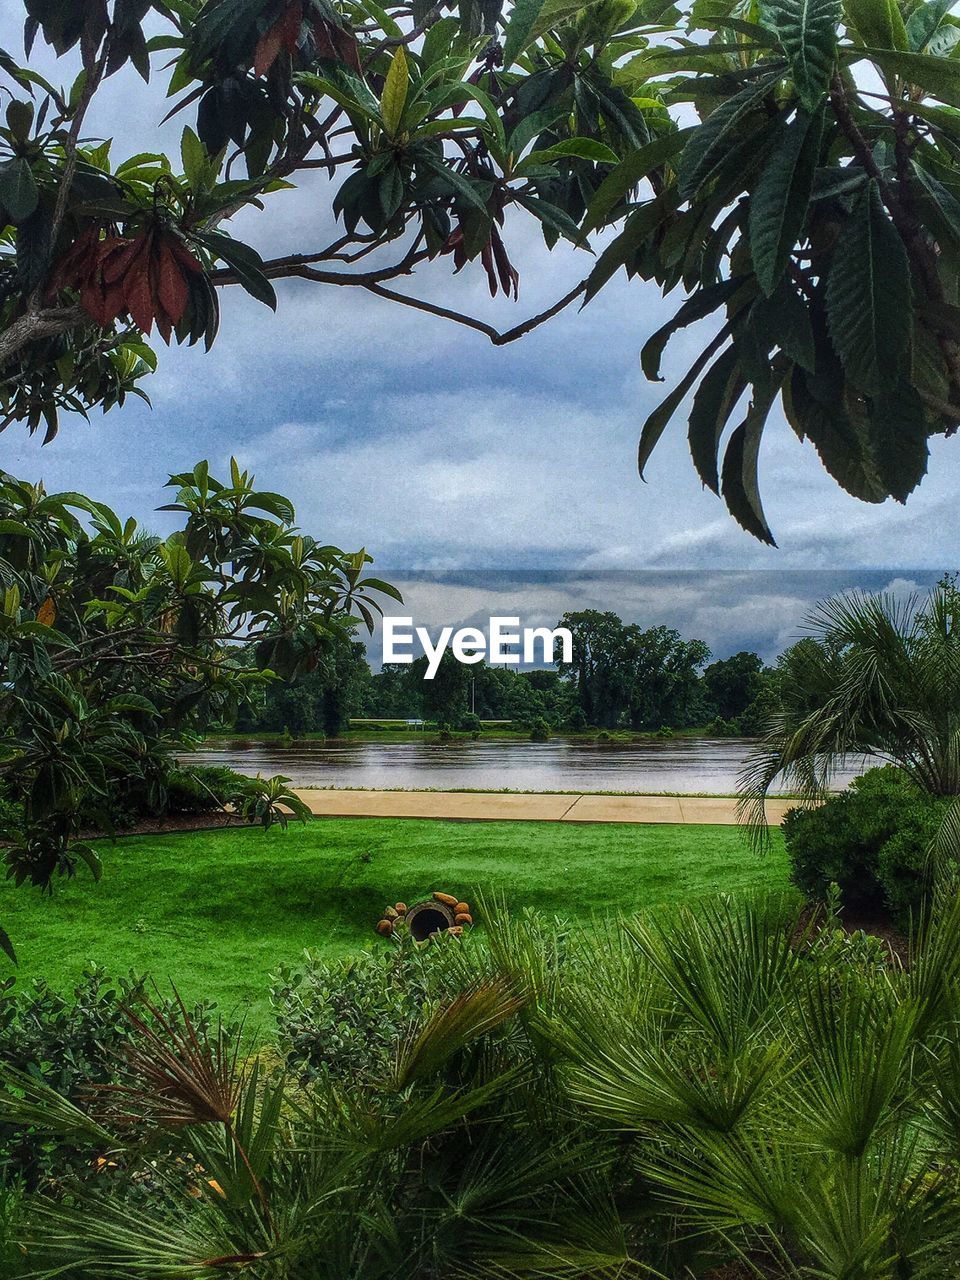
top-left (205, 724), bottom-right (721, 745)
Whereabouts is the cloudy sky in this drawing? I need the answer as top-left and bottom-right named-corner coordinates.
top-left (2, 12), bottom-right (957, 660)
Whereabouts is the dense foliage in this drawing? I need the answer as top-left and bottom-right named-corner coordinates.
top-left (4, 0), bottom-right (960, 537)
top-left (6, 892), bottom-right (960, 1276)
top-left (0, 460), bottom-right (397, 949)
top-left (558, 609), bottom-right (711, 729)
top-left (783, 764), bottom-right (951, 918)
top-left (225, 613), bottom-right (781, 735)
top-left (0, 966), bottom-right (222, 1188)
top-left (236, 633), bottom-right (372, 736)
top-left (741, 578), bottom-right (960, 833)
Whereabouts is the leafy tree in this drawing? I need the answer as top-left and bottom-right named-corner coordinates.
top-left (622, 623), bottom-right (709, 730)
top-left (239, 631), bottom-right (372, 735)
top-left (741, 578), bottom-right (960, 834)
top-left (557, 609), bottom-right (708, 728)
top-left (556, 609), bottom-right (633, 727)
top-left (363, 662), bottom-right (424, 719)
top-left (411, 648), bottom-right (471, 725)
top-left (703, 649), bottom-right (764, 721)
top-left (3, 0), bottom-right (960, 538)
top-left (0, 459), bottom-right (397, 950)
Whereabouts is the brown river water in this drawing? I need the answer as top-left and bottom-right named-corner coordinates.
top-left (182, 737), bottom-right (867, 795)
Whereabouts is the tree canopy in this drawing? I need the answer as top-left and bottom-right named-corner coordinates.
top-left (556, 608), bottom-right (709, 728)
top-left (3, 0), bottom-right (960, 539)
top-left (0, 457), bottom-right (398, 953)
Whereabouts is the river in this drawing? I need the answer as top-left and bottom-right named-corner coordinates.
top-left (182, 737), bottom-right (867, 794)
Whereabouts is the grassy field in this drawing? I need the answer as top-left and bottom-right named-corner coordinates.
top-left (0, 818), bottom-right (789, 1024)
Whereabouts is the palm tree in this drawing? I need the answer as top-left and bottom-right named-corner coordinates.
top-left (739, 579), bottom-right (960, 836)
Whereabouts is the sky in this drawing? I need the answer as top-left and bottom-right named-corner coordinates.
top-left (1, 11), bottom-right (957, 662)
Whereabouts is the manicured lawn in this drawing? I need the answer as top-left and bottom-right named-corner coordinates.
top-left (0, 818), bottom-right (788, 1023)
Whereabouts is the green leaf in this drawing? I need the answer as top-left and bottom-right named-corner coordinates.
top-left (583, 128), bottom-right (691, 233)
top-left (297, 62), bottom-right (382, 123)
top-left (678, 77), bottom-right (778, 199)
top-left (638, 327), bottom-right (732, 477)
top-left (196, 231), bottom-right (277, 310)
top-left (783, 365), bottom-right (887, 500)
top-left (870, 380), bottom-right (929, 502)
top-left (583, 189), bottom-right (680, 303)
top-left (750, 277), bottom-right (816, 371)
top-left (720, 390), bottom-right (779, 545)
top-left (418, 151), bottom-right (490, 215)
top-left (426, 81), bottom-right (506, 149)
top-left (748, 107), bottom-right (823, 296)
top-left (0, 519), bottom-right (37, 538)
top-left (72, 843), bottom-right (103, 883)
top-left (844, 0), bottom-right (909, 51)
top-left (826, 180), bottom-right (912, 394)
top-left (180, 125), bottom-right (208, 184)
top-left (906, 0), bottom-right (955, 52)
top-left (519, 137), bottom-right (620, 168)
top-left (687, 345), bottom-right (745, 493)
top-left (0, 156), bottom-right (38, 223)
top-left (503, 0), bottom-right (547, 65)
top-left (514, 192), bottom-right (588, 245)
top-left (911, 159), bottom-right (960, 244)
top-left (811, 164), bottom-right (868, 201)
top-left (849, 46), bottom-right (960, 100)
top-left (508, 104), bottom-right (571, 160)
top-left (5, 99), bottom-right (33, 141)
top-left (380, 45), bottom-right (409, 137)
top-left (641, 276), bottom-right (748, 382)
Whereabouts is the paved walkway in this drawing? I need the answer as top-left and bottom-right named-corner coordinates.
top-left (293, 789), bottom-right (795, 825)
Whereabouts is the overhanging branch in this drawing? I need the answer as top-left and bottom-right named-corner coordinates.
top-left (358, 279), bottom-right (588, 345)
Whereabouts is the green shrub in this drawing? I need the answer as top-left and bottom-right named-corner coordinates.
top-left (782, 766), bottom-right (950, 918)
top-left (164, 764), bottom-right (249, 815)
top-left (270, 944), bottom-right (437, 1082)
top-left (529, 717), bottom-right (551, 742)
top-left (0, 967), bottom-right (221, 1187)
top-left (0, 1183), bottom-right (24, 1278)
top-left (459, 712), bottom-right (482, 733)
top-left (565, 706), bottom-right (588, 732)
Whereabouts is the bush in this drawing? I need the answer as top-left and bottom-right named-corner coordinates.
top-left (164, 764), bottom-right (249, 815)
top-left (782, 766), bottom-right (951, 918)
top-left (565, 706), bottom-right (588, 732)
top-left (270, 944), bottom-right (437, 1082)
top-left (0, 967), bottom-right (221, 1187)
top-left (529, 717), bottom-right (551, 742)
top-left (459, 712), bottom-right (482, 733)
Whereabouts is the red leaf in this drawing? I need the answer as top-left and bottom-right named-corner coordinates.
top-left (254, 22), bottom-right (284, 77)
top-left (123, 261), bottom-right (155, 333)
top-left (156, 248), bottom-right (189, 324)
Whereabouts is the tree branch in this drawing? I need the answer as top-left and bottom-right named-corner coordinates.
top-left (0, 307), bottom-right (88, 367)
top-left (357, 278), bottom-right (588, 345)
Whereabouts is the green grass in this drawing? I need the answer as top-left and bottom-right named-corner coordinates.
top-left (0, 818), bottom-right (788, 1024)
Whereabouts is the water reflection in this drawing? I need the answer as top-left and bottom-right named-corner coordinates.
top-left (182, 737), bottom-right (866, 795)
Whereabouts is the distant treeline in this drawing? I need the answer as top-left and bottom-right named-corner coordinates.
top-left (231, 610), bottom-right (789, 738)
